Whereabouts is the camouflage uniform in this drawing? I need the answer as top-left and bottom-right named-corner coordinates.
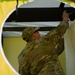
top-left (18, 21), bottom-right (69, 75)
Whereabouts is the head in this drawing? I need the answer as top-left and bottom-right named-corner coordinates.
top-left (22, 27), bottom-right (40, 42)
top-left (29, 31), bottom-right (40, 41)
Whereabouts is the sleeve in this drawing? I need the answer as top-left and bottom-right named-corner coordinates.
top-left (55, 38), bottom-right (64, 56)
top-left (44, 21), bottom-right (69, 47)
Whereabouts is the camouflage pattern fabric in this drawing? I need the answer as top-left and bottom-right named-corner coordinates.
top-left (18, 21), bottom-right (69, 75)
top-left (22, 27), bottom-right (40, 42)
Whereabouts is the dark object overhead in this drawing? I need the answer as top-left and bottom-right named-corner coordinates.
top-left (6, 7), bottom-right (75, 22)
top-left (3, 27), bottom-right (56, 31)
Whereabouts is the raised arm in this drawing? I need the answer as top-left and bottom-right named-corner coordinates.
top-left (55, 38), bottom-right (64, 56)
top-left (44, 10), bottom-right (69, 47)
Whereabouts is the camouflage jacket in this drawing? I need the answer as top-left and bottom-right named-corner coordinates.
top-left (18, 21), bottom-right (69, 75)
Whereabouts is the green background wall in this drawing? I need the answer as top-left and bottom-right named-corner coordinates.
top-left (3, 37), bottom-right (66, 73)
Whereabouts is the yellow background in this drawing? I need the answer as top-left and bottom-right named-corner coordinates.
top-left (3, 37), bottom-right (27, 72)
top-left (0, 0), bottom-right (30, 75)
top-left (60, 0), bottom-right (75, 7)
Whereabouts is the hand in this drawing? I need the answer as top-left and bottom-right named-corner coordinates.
top-left (62, 10), bottom-right (69, 21)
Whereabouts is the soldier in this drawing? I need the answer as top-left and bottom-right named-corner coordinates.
top-left (18, 10), bottom-right (69, 75)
